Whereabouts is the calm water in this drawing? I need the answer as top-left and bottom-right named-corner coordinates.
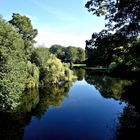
top-left (0, 69), bottom-right (140, 140)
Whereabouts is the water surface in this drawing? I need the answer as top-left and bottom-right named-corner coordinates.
top-left (0, 69), bottom-right (140, 140)
top-left (23, 79), bottom-right (126, 140)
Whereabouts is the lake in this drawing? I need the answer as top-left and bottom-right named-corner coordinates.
top-left (0, 69), bottom-right (140, 140)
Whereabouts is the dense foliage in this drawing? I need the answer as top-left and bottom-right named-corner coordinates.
top-left (49, 45), bottom-right (85, 64)
top-left (0, 14), bottom-right (76, 111)
top-left (0, 19), bottom-right (27, 110)
top-left (9, 13), bottom-right (38, 58)
top-left (85, 0), bottom-right (140, 74)
top-left (39, 55), bottom-right (76, 84)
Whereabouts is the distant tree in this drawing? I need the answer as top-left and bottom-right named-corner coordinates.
top-left (49, 45), bottom-right (65, 61)
top-left (49, 45), bottom-right (85, 64)
top-left (33, 46), bottom-right (50, 67)
top-left (30, 46), bottom-right (50, 84)
top-left (65, 46), bottom-right (78, 63)
top-left (77, 47), bottom-right (86, 63)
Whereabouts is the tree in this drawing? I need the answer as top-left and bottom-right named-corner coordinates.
top-left (49, 45), bottom-right (65, 61)
top-left (40, 55), bottom-right (76, 84)
top-left (65, 46), bottom-right (78, 63)
top-left (85, 0), bottom-right (140, 37)
top-left (9, 13), bottom-right (38, 57)
top-left (109, 38), bottom-right (140, 73)
top-left (85, 0), bottom-right (140, 72)
top-left (0, 18), bottom-right (27, 110)
top-left (49, 45), bottom-right (85, 64)
top-left (77, 47), bottom-right (86, 63)
top-left (85, 30), bottom-right (128, 66)
top-left (32, 46), bottom-right (50, 67)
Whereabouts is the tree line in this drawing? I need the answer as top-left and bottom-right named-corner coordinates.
top-left (0, 13), bottom-right (78, 111)
top-left (49, 45), bottom-right (85, 64)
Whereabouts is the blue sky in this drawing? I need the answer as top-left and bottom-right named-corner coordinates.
top-left (1, 0), bottom-right (105, 48)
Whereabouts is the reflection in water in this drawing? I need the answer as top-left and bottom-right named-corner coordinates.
top-left (0, 69), bottom-right (139, 140)
top-left (116, 81), bottom-right (140, 139)
top-left (85, 69), bottom-right (134, 100)
top-left (73, 68), bottom-right (85, 81)
top-left (85, 69), bottom-right (140, 139)
top-left (117, 105), bottom-right (140, 140)
top-left (0, 88), bottom-right (39, 140)
top-left (0, 112), bottom-right (32, 140)
top-left (33, 82), bottom-right (72, 118)
top-left (0, 83), bottom-right (72, 140)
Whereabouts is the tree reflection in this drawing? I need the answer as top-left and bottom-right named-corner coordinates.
top-left (0, 111), bottom-right (32, 140)
top-left (85, 69), bottom-right (140, 139)
top-left (33, 82), bottom-right (72, 118)
top-left (116, 80), bottom-right (140, 139)
top-left (0, 88), bottom-right (39, 140)
top-left (85, 69), bottom-right (134, 100)
top-left (116, 104), bottom-right (140, 140)
top-left (73, 68), bottom-right (85, 81)
top-left (0, 82), bottom-right (72, 140)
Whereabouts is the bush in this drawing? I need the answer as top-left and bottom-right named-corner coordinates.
top-left (25, 61), bottom-right (39, 89)
top-left (41, 55), bottom-right (76, 84)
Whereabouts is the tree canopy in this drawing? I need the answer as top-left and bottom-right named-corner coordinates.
top-left (0, 18), bottom-right (27, 110)
top-left (9, 13), bottom-right (38, 57)
top-left (85, 0), bottom-right (140, 73)
top-left (85, 0), bottom-right (140, 37)
top-left (49, 45), bottom-right (85, 64)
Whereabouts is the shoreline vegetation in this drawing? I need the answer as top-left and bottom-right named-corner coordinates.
top-left (0, 14), bottom-right (81, 111)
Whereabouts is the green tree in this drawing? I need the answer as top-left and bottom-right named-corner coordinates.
top-left (34, 46), bottom-right (50, 67)
top-left (85, 31), bottom-right (120, 66)
top-left (49, 45), bottom-right (65, 61)
top-left (25, 61), bottom-right (39, 89)
top-left (40, 55), bottom-right (76, 84)
top-left (65, 46), bottom-right (78, 63)
top-left (9, 13), bottom-right (38, 58)
top-left (43, 55), bottom-right (66, 83)
top-left (109, 38), bottom-right (140, 73)
top-left (50, 45), bottom-right (85, 64)
top-left (0, 18), bottom-right (27, 110)
top-left (77, 47), bottom-right (86, 63)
